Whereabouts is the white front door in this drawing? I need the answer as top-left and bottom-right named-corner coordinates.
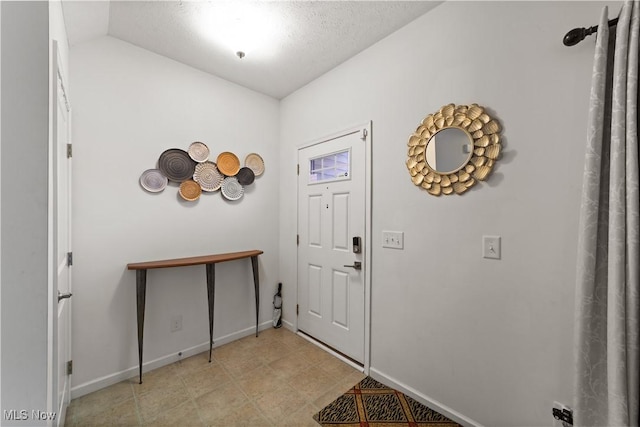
top-left (297, 126), bottom-right (368, 363)
top-left (50, 42), bottom-right (72, 426)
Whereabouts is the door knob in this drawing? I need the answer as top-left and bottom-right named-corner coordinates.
top-left (343, 261), bottom-right (362, 270)
top-left (58, 291), bottom-right (72, 302)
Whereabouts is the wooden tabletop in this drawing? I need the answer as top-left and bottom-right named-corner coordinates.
top-left (127, 250), bottom-right (263, 270)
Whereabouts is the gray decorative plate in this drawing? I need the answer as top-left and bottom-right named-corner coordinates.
top-left (221, 177), bottom-right (244, 201)
top-left (139, 169), bottom-right (168, 193)
top-left (158, 148), bottom-right (197, 182)
top-left (193, 161), bottom-right (224, 192)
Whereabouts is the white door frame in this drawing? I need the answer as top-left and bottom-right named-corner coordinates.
top-left (296, 121), bottom-right (372, 373)
top-left (48, 40), bottom-right (72, 426)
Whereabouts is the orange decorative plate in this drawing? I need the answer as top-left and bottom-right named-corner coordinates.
top-left (179, 180), bottom-right (202, 201)
top-left (216, 152), bottom-right (240, 176)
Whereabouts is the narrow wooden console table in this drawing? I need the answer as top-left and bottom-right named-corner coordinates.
top-left (127, 250), bottom-right (263, 384)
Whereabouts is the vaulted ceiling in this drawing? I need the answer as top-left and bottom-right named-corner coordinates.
top-left (62, 1), bottom-right (441, 99)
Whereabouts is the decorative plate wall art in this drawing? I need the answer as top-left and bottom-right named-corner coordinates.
top-left (179, 180), bottom-right (202, 201)
top-left (139, 142), bottom-right (265, 205)
top-left (221, 177), bottom-right (244, 201)
top-left (139, 169), bottom-right (168, 193)
top-left (158, 149), bottom-right (197, 182)
top-left (193, 162), bottom-right (224, 192)
top-left (188, 141), bottom-right (210, 162)
top-left (245, 153), bottom-right (265, 176)
top-left (406, 103), bottom-right (501, 196)
top-left (236, 167), bottom-right (255, 186)
top-left (217, 152), bottom-right (241, 176)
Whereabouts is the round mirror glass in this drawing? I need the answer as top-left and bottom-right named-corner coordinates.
top-left (425, 127), bottom-right (473, 174)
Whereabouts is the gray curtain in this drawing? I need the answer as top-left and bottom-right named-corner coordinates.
top-left (574, 1), bottom-right (640, 426)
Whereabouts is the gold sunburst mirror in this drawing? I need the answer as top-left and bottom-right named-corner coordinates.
top-left (406, 103), bottom-right (501, 196)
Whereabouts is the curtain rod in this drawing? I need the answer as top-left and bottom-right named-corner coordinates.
top-left (563, 17), bottom-right (619, 46)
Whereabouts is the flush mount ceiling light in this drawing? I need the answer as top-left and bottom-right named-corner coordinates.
top-left (197, 1), bottom-right (282, 59)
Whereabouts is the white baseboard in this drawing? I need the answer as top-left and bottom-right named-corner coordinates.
top-left (368, 367), bottom-right (482, 427)
top-left (282, 318), bottom-right (295, 332)
top-left (70, 320), bottom-right (273, 399)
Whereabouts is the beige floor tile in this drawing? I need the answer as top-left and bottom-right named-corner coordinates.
top-left (298, 345), bottom-right (341, 365)
top-left (256, 342), bottom-right (290, 365)
top-left (218, 352), bottom-right (265, 378)
top-left (312, 384), bottom-right (345, 410)
top-left (137, 381), bottom-right (190, 423)
top-left (67, 328), bottom-right (369, 427)
top-left (131, 364), bottom-right (182, 396)
top-left (181, 362), bottom-right (232, 399)
top-left (70, 381), bottom-right (134, 419)
top-left (286, 365), bottom-right (336, 401)
top-left (238, 332), bottom-right (272, 348)
top-left (208, 401), bottom-right (272, 427)
top-left (73, 396), bottom-right (140, 426)
top-left (253, 382), bottom-right (309, 424)
top-left (278, 332), bottom-right (316, 351)
top-left (280, 402), bottom-right (321, 427)
top-left (211, 340), bottom-right (249, 363)
top-left (268, 351), bottom-right (313, 381)
top-left (144, 399), bottom-right (203, 427)
top-left (318, 356), bottom-right (360, 380)
top-left (173, 352), bottom-right (214, 377)
top-left (335, 370), bottom-right (367, 391)
top-left (195, 382), bottom-right (249, 424)
top-left (64, 404), bottom-right (76, 427)
top-left (252, 327), bottom-right (281, 340)
top-left (235, 365), bottom-right (286, 399)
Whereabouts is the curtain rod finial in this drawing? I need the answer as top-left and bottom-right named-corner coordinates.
top-left (563, 27), bottom-right (587, 46)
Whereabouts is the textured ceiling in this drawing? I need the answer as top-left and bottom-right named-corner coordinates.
top-left (63, 1), bottom-right (441, 99)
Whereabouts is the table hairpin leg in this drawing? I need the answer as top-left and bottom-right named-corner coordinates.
top-left (251, 256), bottom-right (259, 337)
top-left (136, 269), bottom-right (147, 384)
top-left (206, 263), bottom-right (215, 362)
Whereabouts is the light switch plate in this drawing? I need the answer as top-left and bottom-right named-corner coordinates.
top-left (382, 231), bottom-right (404, 249)
top-left (483, 235), bottom-right (501, 259)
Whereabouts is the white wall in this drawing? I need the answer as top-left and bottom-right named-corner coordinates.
top-left (70, 36), bottom-right (280, 394)
top-left (279, 1), bottom-right (620, 426)
top-left (0, 2), bottom-right (50, 424)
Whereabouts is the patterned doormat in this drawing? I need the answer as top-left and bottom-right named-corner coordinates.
top-left (313, 377), bottom-right (461, 427)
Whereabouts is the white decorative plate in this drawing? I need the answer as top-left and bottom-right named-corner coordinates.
top-left (193, 162), bottom-right (223, 192)
top-left (188, 142), bottom-right (210, 162)
top-left (221, 177), bottom-right (244, 201)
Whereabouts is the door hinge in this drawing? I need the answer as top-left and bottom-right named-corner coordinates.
top-left (67, 144), bottom-right (72, 158)
top-left (66, 360), bottom-right (73, 375)
top-left (361, 128), bottom-right (368, 141)
top-left (297, 164), bottom-right (300, 175)
top-left (297, 234), bottom-right (299, 246)
top-left (67, 252), bottom-right (73, 267)
top-left (296, 304), bottom-right (299, 316)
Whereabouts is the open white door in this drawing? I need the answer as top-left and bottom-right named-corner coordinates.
top-left (297, 125), bottom-right (370, 363)
top-left (49, 41), bottom-right (72, 426)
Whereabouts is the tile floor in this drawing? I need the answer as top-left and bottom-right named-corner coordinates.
top-left (64, 328), bottom-right (366, 426)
